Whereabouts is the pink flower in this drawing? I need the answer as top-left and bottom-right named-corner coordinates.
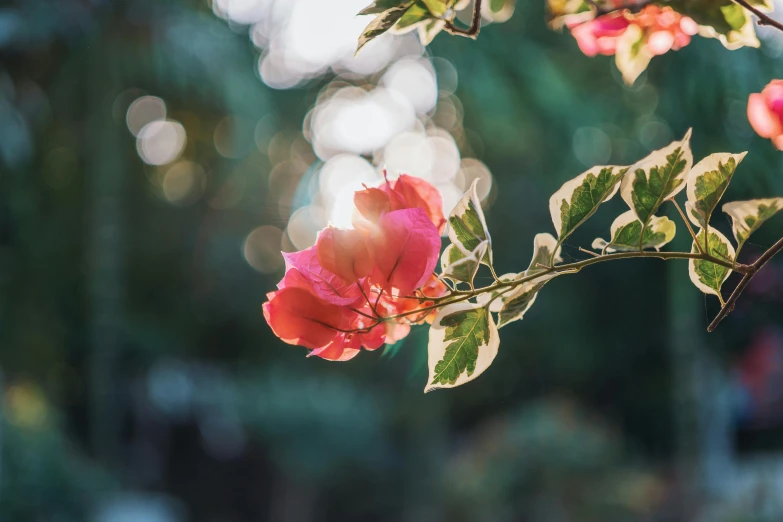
top-left (263, 175), bottom-right (448, 362)
top-left (571, 12), bottom-right (630, 57)
top-left (354, 174), bottom-right (446, 233)
top-left (748, 80), bottom-right (783, 150)
top-left (370, 208), bottom-right (441, 296)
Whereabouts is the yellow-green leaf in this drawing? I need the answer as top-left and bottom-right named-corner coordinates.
top-left (722, 198), bottom-right (783, 255)
top-left (685, 151), bottom-right (746, 229)
top-left (592, 210), bottom-right (676, 253)
top-left (688, 228), bottom-right (735, 299)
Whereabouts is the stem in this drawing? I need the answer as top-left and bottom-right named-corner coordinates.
top-left (444, 0), bottom-right (482, 39)
top-left (732, 0), bottom-right (783, 33)
top-left (379, 249), bottom-right (746, 324)
top-left (672, 200), bottom-right (703, 255)
top-left (708, 235), bottom-right (783, 332)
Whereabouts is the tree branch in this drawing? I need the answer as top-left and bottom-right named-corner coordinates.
top-left (444, 0), bottom-right (482, 39)
top-left (732, 0), bottom-right (783, 33)
top-left (708, 235), bottom-right (783, 332)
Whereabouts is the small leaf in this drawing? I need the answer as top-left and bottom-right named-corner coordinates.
top-left (357, 2), bottom-right (414, 52)
top-left (620, 130), bottom-right (693, 226)
top-left (391, 1), bottom-right (433, 33)
top-left (527, 232), bottom-right (563, 274)
top-left (448, 179), bottom-right (493, 265)
top-left (426, 303), bottom-right (499, 391)
top-left (685, 152), bottom-right (746, 229)
top-left (615, 24), bottom-right (652, 85)
top-left (417, 17), bottom-right (446, 45)
top-left (359, 0), bottom-right (413, 15)
top-left (688, 228), bottom-right (735, 299)
top-left (421, 0), bottom-right (449, 16)
top-left (440, 241), bottom-right (488, 284)
top-left (549, 165), bottom-right (626, 245)
top-left (497, 281), bottom-right (541, 328)
top-left (592, 210), bottom-right (676, 253)
top-left (722, 198), bottom-right (783, 254)
top-left (484, 0), bottom-right (516, 22)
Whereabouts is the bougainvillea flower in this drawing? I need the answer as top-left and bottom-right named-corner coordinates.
top-left (748, 80), bottom-right (783, 150)
top-left (316, 227), bottom-right (374, 283)
top-left (571, 12), bottom-right (630, 56)
top-left (282, 247), bottom-right (363, 306)
top-left (262, 287), bottom-right (350, 349)
top-left (354, 174), bottom-right (446, 233)
top-left (370, 208), bottom-right (441, 296)
top-left (308, 313), bottom-right (386, 361)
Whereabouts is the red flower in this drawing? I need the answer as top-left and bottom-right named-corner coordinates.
top-left (262, 287), bottom-right (351, 349)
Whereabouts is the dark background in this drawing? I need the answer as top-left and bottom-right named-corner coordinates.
top-left (2, 0), bottom-right (783, 520)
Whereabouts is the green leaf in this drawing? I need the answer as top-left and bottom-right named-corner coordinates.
top-left (426, 303), bottom-right (499, 391)
top-left (685, 152), bottom-right (746, 230)
top-left (620, 130), bottom-right (693, 226)
top-left (476, 272), bottom-right (519, 312)
top-left (421, 0), bottom-right (449, 16)
top-left (448, 179), bottom-right (493, 265)
top-left (722, 198), bottom-right (783, 255)
top-left (592, 210), bottom-right (676, 253)
top-left (498, 281), bottom-right (541, 328)
top-left (688, 228), bottom-right (735, 299)
top-left (440, 241), bottom-right (488, 284)
top-left (357, 2), bottom-right (415, 52)
top-left (391, 1), bottom-right (433, 33)
top-left (615, 24), bottom-right (652, 86)
top-left (549, 165), bottom-right (626, 246)
top-left (359, 0), bottom-right (413, 15)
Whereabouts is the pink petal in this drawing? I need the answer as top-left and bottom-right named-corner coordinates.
top-left (282, 247), bottom-right (363, 306)
top-left (370, 208), bottom-right (441, 296)
top-left (263, 288), bottom-right (348, 349)
top-left (647, 31), bottom-right (674, 56)
top-left (748, 93), bottom-right (782, 139)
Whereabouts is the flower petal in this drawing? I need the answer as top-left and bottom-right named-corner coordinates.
top-left (263, 287), bottom-right (348, 349)
top-left (316, 227), bottom-right (374, 282)
top-left (370, 208), bottom-right (441, 296)
top-left (282, 247), bottom-right (363, 306)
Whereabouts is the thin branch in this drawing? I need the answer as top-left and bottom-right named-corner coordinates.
top-left (708, 235), bottom-right (783, 332)
top-left (443, 0), bottom-right (482, 39)
top-left (671, 199), bottom-right (703, 254)
top-left (732, 0), bottom-right (783, 33)
top-left (579, 247), bottom-right (601, 258)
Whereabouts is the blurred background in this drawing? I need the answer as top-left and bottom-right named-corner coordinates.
top-left (2, 0), bottom-right (783, 520)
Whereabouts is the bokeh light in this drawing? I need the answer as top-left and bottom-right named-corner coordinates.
top-left (136, 120), bottom-right (187, 166)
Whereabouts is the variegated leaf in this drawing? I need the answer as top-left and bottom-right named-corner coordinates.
top-left (527, 232), bottom-right (563, 274)
top-left (688, 228), bottom-right (735, 299)
top-left (448, 179), bottom-right (493, 265)
top-left (549, 166), bottom-right (626, 245)
top-left (357, 1), bottom-right (415, 51)
top-left (723, 198), bottom-right (783, 254)
top-left (620, 130), bottom-right (693, 226)
top-left (497, 281), bottom-right (542, 328)
top-left (426, 303), bottom-right (499, 391)
top-left (686, 152), bottom-right (746, 229)
top-left (615, 24), bottom-right (652, 85)
top-left (592, 210), bottom-right (676, 253)
top-left (440, 241), bottom-right (488, 284)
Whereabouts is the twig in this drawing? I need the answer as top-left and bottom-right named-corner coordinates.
top-left (671, 199), bottom-right (704, 255)
top-left (732, 0), bottom-right (783, 33)
top-left (708, 235), bottom-right (783, 332)
top-left (444, 0), bottom-right (482, 39)
top-left (579, 247), bottom-right (601, 257)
